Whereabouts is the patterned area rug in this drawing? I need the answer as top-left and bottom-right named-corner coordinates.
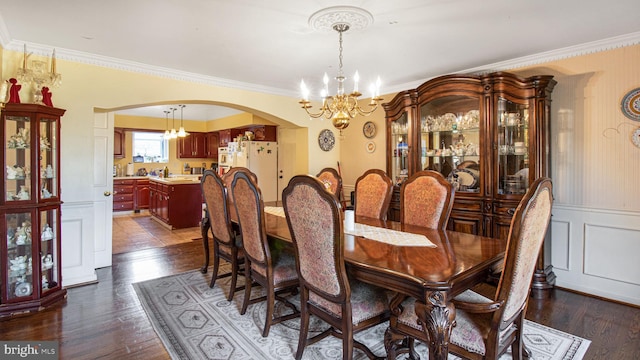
top-left (133, 270), bottom-right (591, 360)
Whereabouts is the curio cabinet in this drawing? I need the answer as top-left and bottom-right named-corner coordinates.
top-left (1, 103), bottom-right (67, 318)
top-left (385, 72), bottom-right (556, 294)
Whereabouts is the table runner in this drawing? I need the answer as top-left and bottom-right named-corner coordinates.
top-left (264, 206), bottom-right (435, 247)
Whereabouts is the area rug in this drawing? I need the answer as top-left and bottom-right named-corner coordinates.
top-left (133, 270), bottom-right (591, 360)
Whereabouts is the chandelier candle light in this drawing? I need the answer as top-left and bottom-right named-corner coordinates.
top-left (299, 7), bottom-right (382, 134)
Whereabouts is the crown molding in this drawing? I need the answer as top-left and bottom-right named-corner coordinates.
top-left (1, 39), bottom-right (298, 98)
top-left (2, 32), bottom-right (639, 99)
top-left (387, 31), bottom-right (640, 94)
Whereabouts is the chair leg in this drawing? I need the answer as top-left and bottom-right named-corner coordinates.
top-left (512, 314), bottom-right (525, 360)
top-left (343, 322), bottom-right (354, 360)
top-left (200, 215), bottom-right (210, 273)
top-left (226, 252), bottom-right (239, 301)
top-left (295, 292), bottom-right (310, 360)
top-left (208, 245), bottom-right (220, 288)
top-left (240, 263), bottom-right (252, 315)
top-left (262, 284), bottom-right (276, 337)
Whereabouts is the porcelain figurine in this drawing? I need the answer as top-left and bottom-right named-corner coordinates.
top-left (41, 186), bottom-right (52, 199)
top-left (46, 164), bottom-right (54, 178)
top-left (43, 254), bottom-right (54, 269)
top-left (42, 275), bottom-right (49, 289)
top-left (41, 224), bottom-right (54, 241)
top-left (6, 165), bottom-right (17, 179)
top-left (17, 185), bottom-right (29, 200)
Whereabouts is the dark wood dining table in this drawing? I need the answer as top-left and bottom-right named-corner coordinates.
top-left (201, 208), bottom-right (506, 360)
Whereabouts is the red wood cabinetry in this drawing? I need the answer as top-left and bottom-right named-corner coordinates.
top-left (114, 128), bottom-right (125, 158)
top-left (206, 132), bottom-right (219, 159)
top-left (113, 178), bottom-right (150, 212)
top-left (1, 103), bottom-right (67, 318)
top-left (149, 180), bottom-right (202, 229)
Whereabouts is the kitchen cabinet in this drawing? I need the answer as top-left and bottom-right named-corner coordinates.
top-left (114, 128), bottom-right (125, 158)
top-left (113, 178), bottom-right (150, 212)
top-left (177, 132), bottom-right (207, 158)
top-left (205, 132), bottom-right (219, 159)
top-left (384, 71), bottom-right (556, 294)
top-left (178, 132), bottom-right (221, 159)
top-left (149, 179), bottom-right (202, 229)
top-left (135, 179), bottom-right (150, 210)
top-left (1, 103), bottom-right (67, 318)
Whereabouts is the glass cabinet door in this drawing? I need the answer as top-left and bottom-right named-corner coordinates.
top-left (5, 115), bottom-right (32, 203)
top-left (39, 116), bottom-right (58, 200)
top-left (420, 95), bottom-right (482, 193)
top-left (389, 112), bottom-right (409, 185)
top-left (5, 210), bottom-right (35, 302)
top-left (39, 208), bottom-right (58, 292)
top-left (496, 97), bottom-right (529, 195)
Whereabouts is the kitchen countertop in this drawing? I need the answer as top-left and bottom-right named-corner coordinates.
top-left (115, 175), bottom-right (202, 184)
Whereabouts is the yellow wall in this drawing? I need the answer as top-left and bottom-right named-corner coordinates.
top-left (0, 48), bottom-right (340, 203)
top-left (510, 44), bottom-right (640, 210)
top-left (2, 43), bottom-right (639, 212)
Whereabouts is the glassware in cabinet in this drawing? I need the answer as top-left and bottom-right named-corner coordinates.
top-left (5, 210), bottom-right (35, 302)
top-left (496, 97), bottom-right (530, 195)
top-left (389, 112), bottom-right (409, 185)
top-left (5, 115), bottom-right (32, 202)
top-left (39, 207), bottom-right (59, 292)
top-left (419, 95), bottom-right (481, 193)
top-left (39, 116), bottom-right (58, 200)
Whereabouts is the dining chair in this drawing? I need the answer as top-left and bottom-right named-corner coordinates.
top-left (222, 167), bottom-right (258, 221)
top-left (354, 169), bottom-right (394, 220)
top-left (282, 174), bottom-right (390, 360)
top-left (200, 170), bottom-right (245, 301)
top-left (316, 167), bottom-right (343, 200)
top-left (400, 170), bottom-right (454, 230)
top-left (386, 177), bottom-right (554, 360)
top-left (230, 170), bottom-right (299, 337)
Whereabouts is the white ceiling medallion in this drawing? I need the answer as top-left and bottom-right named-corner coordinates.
top-left (308, 6), bottom-right (374, 32)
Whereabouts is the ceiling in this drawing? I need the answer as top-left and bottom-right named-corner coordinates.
top-left (0, 1), bottom-right (639, 121)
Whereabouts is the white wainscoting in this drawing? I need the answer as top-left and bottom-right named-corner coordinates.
top-left (551, 205), bottom-right (640, 306)
top-left (61, 202), bottom-right (97, 286)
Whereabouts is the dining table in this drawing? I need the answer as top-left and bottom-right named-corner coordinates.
top-left (201, 205), bottom-right (506, 360)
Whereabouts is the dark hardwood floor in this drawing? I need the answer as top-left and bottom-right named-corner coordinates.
top-left (1, 236), bottom-right (639, 359)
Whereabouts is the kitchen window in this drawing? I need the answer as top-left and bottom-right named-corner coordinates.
top-left (132, 132), bottom-right (169, 163)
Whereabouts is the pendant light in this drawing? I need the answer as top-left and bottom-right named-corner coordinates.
top-left (177, 104), bottom-right (189, 137)
top-left (170, 107), bottom-right (178, 139)
top-left (163, 110), bottom-right (171, 139)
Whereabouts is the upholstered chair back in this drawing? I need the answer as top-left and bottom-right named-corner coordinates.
top-left (316, 167), bottom-right (343, 198)
top-left (201, 170), bottom-right (234, 245)
top-left (283, 175), bottom-right (348, 312)
top-left (231, 171), bottom-right (269, 271)
top-left (497, 177), bottom-right (553, 325)
top-left (354, 169), bottom-right (393, 220)
top-left (223, 167), bottom-right (257, 220)
top-left (400, 170), bottom-right (454, 229)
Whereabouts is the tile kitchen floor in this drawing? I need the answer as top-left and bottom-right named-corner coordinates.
top-left (112, 211), bottom-right (202, 254)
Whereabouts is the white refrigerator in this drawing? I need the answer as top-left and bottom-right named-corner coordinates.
top-left (229, 141), bottom-right (279, 202)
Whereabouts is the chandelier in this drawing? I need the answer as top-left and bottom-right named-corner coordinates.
top-left (16, 44), bottom-right (62, 104)
top-left (299, 7), bottom-right (382, 133)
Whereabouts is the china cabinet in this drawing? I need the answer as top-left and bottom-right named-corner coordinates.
top-left (384, 72), bottom-right (556, 294)
top-left (1, 103), bottom-right (67, 317)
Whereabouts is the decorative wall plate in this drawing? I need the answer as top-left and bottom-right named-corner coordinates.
top-left (366, 141), bottom-right (376, 153)
top-left (318, 129), bottom-right (335, 151)
top-left (363, 121), bottom-right (377, 138)
top-left (632, 127), bottom-right (640, 148)
top-left (621, 87), bottom-right (640, 121)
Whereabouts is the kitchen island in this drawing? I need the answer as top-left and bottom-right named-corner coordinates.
top-left (148, 177), bottom-right (203, 229)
